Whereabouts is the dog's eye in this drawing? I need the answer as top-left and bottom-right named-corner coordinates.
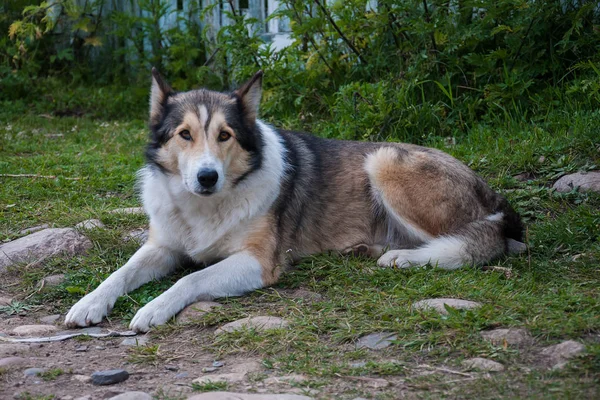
top-left (218, 131), bottom-right (231, 142)
top-left (179, 130), bottom-right (192, 141)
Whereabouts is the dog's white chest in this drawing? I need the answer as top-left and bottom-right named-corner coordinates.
top-left (139, 167), bottom-right (275, 261)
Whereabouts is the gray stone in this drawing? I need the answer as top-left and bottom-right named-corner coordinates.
top-left (215, 316), bottom-right (289, 335)
top-left (356, 332), bottom-right (397, 350)
top-left (212, 361), bottom-right (224, 368)
top-left (75, 346), bottom-right (88, 352)
top-left (192, 372), bottom-right (246, 384)
top-left (95, 346), bottom-right (106, 350)
top-left (75, 219), bottom-right (105, 230)
top-left (0, 296), bottom-right (13, 306)
top-left (0, 344), bottom-right (30, 357)
top-left (175, 372), bottom-right (189, 379)
top-left (110, 207), bottom-right (145, 215)
top-left (462, 357), bottom-right (505, 372)
top-left (540, 340), bottom-right (585, 369)
top-left (0, 357), bottom-right (29, 368)
top-left (188, 394), bottom-right (313, 400)
top-left (0, 228), bottom-right (92, 271)
top-left (12, 324), bottom-right (59, 336)
top-left (202, 367), bottom-right (218, 373)
top-left (264, 374), bottom-right (307, 385)
top-left (91, 369), bottom-right (129, 385)
top-left (412, 298), bottom-right (482, 314)
top-left (122, 228), bottom-right (149, 244)
top-left (24, 367), bottom-right (46, 377)
top-left (18, 224), bottom-right (50, 235)
top-left (553, 171), bottom-right (600, 193)
top-left (108, 392), bottom-right (152, 400)
top-left (165, 365), bottom-right (179, 371)
top-left (119, 336), bottom-right (149, 347)
top-left (39, 274), bottom-right (66, 289)
top-left (481, 328), bottom-right (533, 347)
top-left (176, 301), bottom-right (222, 323)
top-left (39, 314), bottom-right (61, 324)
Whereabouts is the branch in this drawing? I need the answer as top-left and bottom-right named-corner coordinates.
top-left (313, 0), bottom-right (367, 65)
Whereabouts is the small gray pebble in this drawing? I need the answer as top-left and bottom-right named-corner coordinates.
top-left (91, 369), bottom-right (129, 385)
top-left (24, 368), bottom-right (46, 377)
top-left (94, 346), bottom-right (106, 350)
top-left (212, 361), bottom-right (224, 367)
top-left (164, 365), bottom-right (179, 371)
top-left (175, 372), bottom-right (189, 379)
top-left (75, 346), bottom-right (88, 352)
top-left (201, 367), bottom-right (218, 373)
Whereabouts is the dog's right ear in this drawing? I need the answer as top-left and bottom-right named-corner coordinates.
top-left (150, 67), bottom-right (172, 124)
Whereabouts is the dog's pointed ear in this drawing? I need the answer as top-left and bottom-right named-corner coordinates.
top-left (150, 67), bottom-right (172, 123)
top-left (234, 70), bottom-right (263, 125)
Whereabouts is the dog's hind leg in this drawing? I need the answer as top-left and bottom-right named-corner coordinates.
top-left (65, 242), bottom-right (179, 328)
top-left (365, 146), bottom-right (520, 270)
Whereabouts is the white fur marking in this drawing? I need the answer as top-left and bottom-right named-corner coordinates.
top-left (377, 236), bottom-right (468, 270)
top-left (485, 212), bottom-right (504, 222)
top-left (198, 105), bottom-right (208, 128)
top-left (129, 252), bottom-right (264, 332)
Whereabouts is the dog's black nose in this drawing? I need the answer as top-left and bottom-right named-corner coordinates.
top-left (197, 169), bottom-right (219, 188)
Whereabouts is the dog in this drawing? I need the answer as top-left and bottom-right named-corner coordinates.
top-left (65, 69), bottom-right (525, 332)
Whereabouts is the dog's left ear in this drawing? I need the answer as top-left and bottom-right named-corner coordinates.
top-left (234, 70), bottom-right (263, 125)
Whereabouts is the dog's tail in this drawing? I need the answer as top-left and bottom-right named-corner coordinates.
top-left (378, 200), bottom-right (526, 270)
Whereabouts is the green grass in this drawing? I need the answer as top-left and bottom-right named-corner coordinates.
top-left (190, 381), bottom-right (229, 392)
top-left (38, 368), bottom-right (64, 382)
top-left (1, 95), bottom-right (599, 398)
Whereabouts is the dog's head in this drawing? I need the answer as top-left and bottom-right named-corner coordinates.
top-left (146, 69), bottom-right (264, 196)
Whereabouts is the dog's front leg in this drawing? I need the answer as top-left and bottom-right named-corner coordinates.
top-left (129, 252), bottom-right (265, 332)
top-left (65, 243), bottom-right (179, 328)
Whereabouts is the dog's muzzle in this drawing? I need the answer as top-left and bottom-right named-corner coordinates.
top-left (197, 168), bottom-right (219, 195)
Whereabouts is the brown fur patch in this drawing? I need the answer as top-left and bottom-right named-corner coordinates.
top-left (366, 146), bottom-right (487, 236)
top-left (243, 214), bottom-right (282, 286)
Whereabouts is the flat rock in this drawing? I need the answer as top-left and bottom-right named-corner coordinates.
top-left (40, 314), bottom-right (61, 324)
top-left (12, 324), bottom-right (59, 336)
top-left (462, 357), bottom-right (505, 372)
top-left (540, 340), bottom-right (585, 369)
top-left (0, 296), bottom-right (13, 306)
top-left (553, 171), bottom-right (600, 193)
top-left (91, 369), bottom-right (130, 385)
top-left (0, 344), bottom-right (30, 357)
top-left (356, 332), bottom-right (397, 350)
top-left (215, 316), bottom-right (289, 335)
top-left (264, 374), bottom-right (307, 385)
top-left (0, 356), bottom-right (29, 368)
top-left (481, 328), bottom-right (533, 347)
top-left (24, 367), bottom-right (46, 376)
top-left (18, 224), bottom-right (50, 235)
top-left (110, 207), bottom-right (145, 215)
top-left (75, 219), bottom-right (105, 230)
top-left (108, 392), bottom-right (153, 400)
top-left (119, 336), bottom-right (149, 346)
top-left (122, 228), bottom-right (149, 244)
top-left (177, 301), bottom-right (222, 323)
top-left (188, 393), bottom-right (313, 400)
top-left (39, 274), bottom-right (66, 288)
top-left (0, 228), bottom-right (92, 271)
top-left (412, 298), bottom-right (482, 314)
top-left (192, 372), bottom-right (246, 384)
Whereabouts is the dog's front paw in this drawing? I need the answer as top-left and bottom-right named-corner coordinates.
top-left (129, 299), bottom-right (176, 333)
top-left (65, 293), bottom-right (112, 328)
